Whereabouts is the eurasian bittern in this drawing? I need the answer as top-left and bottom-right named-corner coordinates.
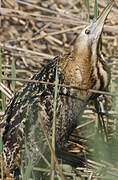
top-left (0, 1), bottom-right (113, 179)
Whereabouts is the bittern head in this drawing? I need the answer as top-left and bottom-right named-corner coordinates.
top-left (75, 1), bottom-right (113, 57)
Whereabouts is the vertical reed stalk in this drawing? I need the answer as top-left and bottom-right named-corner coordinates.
top-left (94, 0), bottom-right (98, 19)
top-left (0, 49), bottom-right (4, 179)
top-left (0, 134), bottom-right (4, 180)
top-left (51, 64), bottom-right (59, 180)
top-left (86, 0), bottom-right (90, 22)
top-left (11, 57), bottom-right (16, 91)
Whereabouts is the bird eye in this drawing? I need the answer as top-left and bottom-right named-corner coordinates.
top-left (85, 29), bottom-right (90, 34)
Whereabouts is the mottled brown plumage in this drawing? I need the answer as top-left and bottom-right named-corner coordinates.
top-left (0, 1), bottom-right (113, 179)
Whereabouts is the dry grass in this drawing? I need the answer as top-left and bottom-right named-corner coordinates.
top-left (0, 0), bottom-right (118, 179)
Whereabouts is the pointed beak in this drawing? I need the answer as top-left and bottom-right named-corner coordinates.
top-left (90, 1), bottom-right (114, 40)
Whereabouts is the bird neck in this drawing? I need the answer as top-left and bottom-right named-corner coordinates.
top-left (59, 42), bottom-right (109, 92)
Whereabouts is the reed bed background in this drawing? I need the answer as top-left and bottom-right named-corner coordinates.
top-left (0, 0), bottom-right (118, 179)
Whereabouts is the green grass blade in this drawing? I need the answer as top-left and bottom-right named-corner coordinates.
top-left (22, 161), bottom-right (32, 180)
top-left (1, 71), bottom-right (6, 112)
top-left (94, 0), bottom-right (98, 19)
top-left (0, 49), bottom-right (6, 111)
top-left (22, 143), bottom-right (33, 180)
top-left (1, 90), bottom-right (6, 112)
top-left (94, 0), bottom-right (102, 51)
top-left (0, 48), bottom-right (2, 83)
top-left (11, 57), bottom-right (16, 91)
top-left (0, 136), bottom-right (3, 154)
top-left (86, 0), bottom-right (90, 22)
top-left (0, 134), bottom-right (4, 180)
